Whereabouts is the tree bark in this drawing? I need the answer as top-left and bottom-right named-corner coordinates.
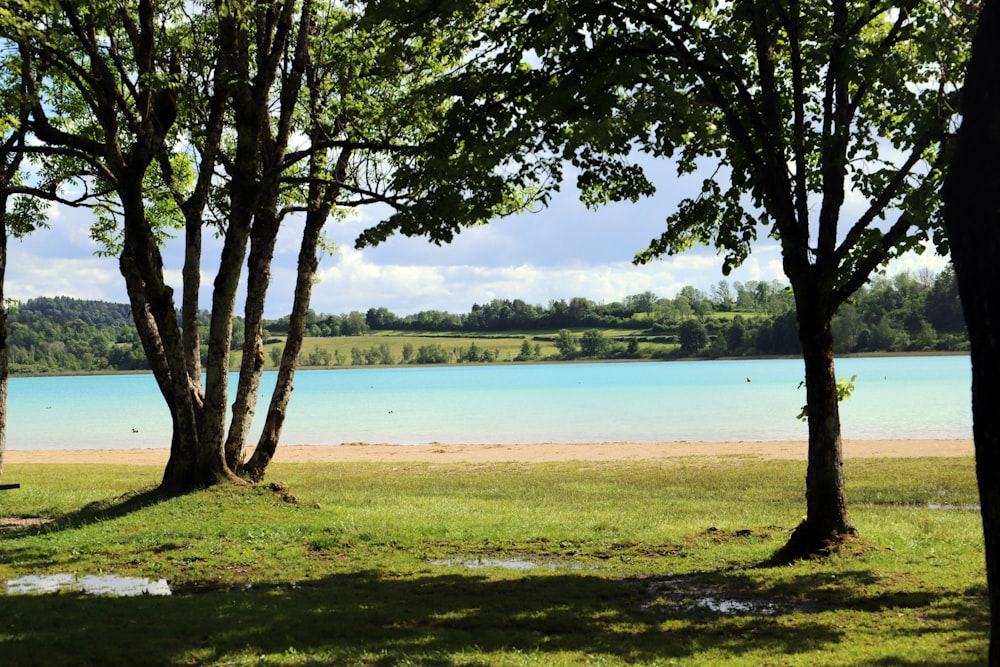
top-left (181, 218), bottom-right (203, 391)
top-left (942, 0), bottom-right (1000, 659)
top-left (224, 206), bottom-right (280, 471)
top-left (209, 0), bottom-right (298, 477)
top-left (198, 208), bottom-right (251, 479)
top-left (117, 178), bottom-right (220, 492)
top-left (0, 194), bottom-right (8, 482)
top-left (243, 207), bottom-right (325, 482)
top-left (773, 284), bottom-right (856, 562)
top-left (243, 129), bottom-right (349, 481)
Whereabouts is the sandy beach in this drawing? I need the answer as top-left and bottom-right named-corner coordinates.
top-left (2, 438), bottom-right (975, 465)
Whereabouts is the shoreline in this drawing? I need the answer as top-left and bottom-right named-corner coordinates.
top-left (2, 438), bottom-right (975, 465)
top-left (5, 348), bottom-right (971, 378)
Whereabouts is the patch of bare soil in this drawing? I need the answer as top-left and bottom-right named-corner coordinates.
top-left (0, 517), bottom-right (52, 530)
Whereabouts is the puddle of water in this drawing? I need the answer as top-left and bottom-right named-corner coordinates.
top-left (429, 557), bottom-right (583, 571)
top-left (695, 596), bottom-right (778, 615)
top-left (640, 577), bottom-right (783, 617)
top-left (7, 574), bottom-right (171, 597)
top-left (430, 558), bottom-right (546, 570)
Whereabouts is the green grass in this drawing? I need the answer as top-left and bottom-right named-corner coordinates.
top-left (0, 457), bottom-right (988, 665)
top-left (262, 334), bottom-right (563, 366)
top-left (245, 331), bottom-right (681, 368)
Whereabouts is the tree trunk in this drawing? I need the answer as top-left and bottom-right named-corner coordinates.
top-left (225, 206), bottom-right (280, 471)
top-left (0, 204), bottom-right (7, 482)
top-left (243, 209), bottom-right (325, 482)
top-left (182, 219), bottom-right (203, 391)
top-left (774, 291), bottom-right (856, 562)
top-left (199, 215), bottom-right (249, 460)
top-left (243, 141), bottom-right (349, 481)
top-left (942, 0), bottom-right (1000, 659)
top-left (120, 250), bottom-right (214, 493)
top-left (117, 178), bottom-right (231, 493)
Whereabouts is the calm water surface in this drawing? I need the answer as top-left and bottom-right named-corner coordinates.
top-left (6, 356), bottom-right (972, 451)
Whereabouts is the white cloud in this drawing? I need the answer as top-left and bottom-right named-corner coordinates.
top-left (304, 245), bottom-right (792, 315)
top-left (4, 181), bottom-right (952, 321)
top-left (7, 251), bottom-right (124, 303)
top-left (883, 242), bottom-right (950, 278)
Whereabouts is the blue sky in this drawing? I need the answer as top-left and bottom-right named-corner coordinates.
top-left (7, 162), bottom-right (949, 319)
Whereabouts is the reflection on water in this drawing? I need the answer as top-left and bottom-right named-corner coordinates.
top-left (693, 596), bottom-right (778, 616)
top-left (6, 574), bottom-right (171, 596)
top-left (640, 576), bottom-right (783, 617)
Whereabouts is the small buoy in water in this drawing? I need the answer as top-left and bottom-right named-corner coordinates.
top-left (746, 377), bottom-right (752, 383)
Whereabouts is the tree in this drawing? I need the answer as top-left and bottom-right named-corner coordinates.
top-left (725, 316), bottom-right (748, 355)
top-left (366, 307), bottom-right (399, 331)
top-left (514, 337), bottom-right (534, 361)
top-left (678, 319), bottom-right (708, 356)
top-left (631, 2), bottom-right (970, 559)
top-left (831, 306), bottom-right (865, 353)
top-left (415, 343), bottom-right (450, 364)
top-left (579, 329), bottom-right (611, 357)
top-left (710, 280), bottom-right (734, 312)
top-left (941, 0), bottom-right (1000, 657)
top-left (408, 0), bottom-right (973, 558)
top-left (554, 329), bottom-right (577, 358)
top-left (0, 56), bottom-right (44, 480)
top-left (568, 297), bottom-right (596, 325)
top-left (624, 291), bottom-right (660, 318)
top-left (924, 266), bottom-right (965, 334)
top-left (678, 287), bottom-right (711, 318)
top-left (341, 312), bottom-right (370, 337)
top-left (5, 1), bottom-right (526, 492)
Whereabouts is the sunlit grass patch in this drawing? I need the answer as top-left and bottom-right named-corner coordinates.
top-left (0, 456), bottom-right (987, 665)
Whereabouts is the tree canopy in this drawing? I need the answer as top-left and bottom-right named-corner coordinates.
top-left (0, 0), bottom-right (536, 491)
top-left (373, 0), bottom-right (976, 557)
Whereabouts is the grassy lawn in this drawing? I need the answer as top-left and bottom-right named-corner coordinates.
top-left (0, 457), bottom-right (987, 665)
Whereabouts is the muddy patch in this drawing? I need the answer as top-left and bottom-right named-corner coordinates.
top-left (639, 575), bottom-right (798, 617)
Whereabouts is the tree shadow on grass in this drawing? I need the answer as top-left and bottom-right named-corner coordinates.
top-left (5, 486), bottom-right (166, 538)
top-left (0, 488), bottom-right (170, 571)
top-left (0, 568), bottom-right (988, 666)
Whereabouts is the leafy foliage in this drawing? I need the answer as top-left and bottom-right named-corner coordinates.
top-left (8, 298), bottom-right (146, 373)
top-left (798, 375), bottom-right (857, 422)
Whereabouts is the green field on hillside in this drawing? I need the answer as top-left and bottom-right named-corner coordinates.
top-left (237, 330), bottom-right (683, 369)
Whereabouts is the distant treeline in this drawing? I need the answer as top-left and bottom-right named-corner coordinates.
top-left (6, 267), bottom-right (965, 374)
top-left (267, 279), bottom-right (798, 337)
top-left (8, 296), bottom-right (148, 374)
top-left (266, 268), bottom-right (966, 360)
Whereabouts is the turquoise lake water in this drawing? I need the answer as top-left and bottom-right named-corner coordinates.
top-left (5, 355), bottom-right (973, 450)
